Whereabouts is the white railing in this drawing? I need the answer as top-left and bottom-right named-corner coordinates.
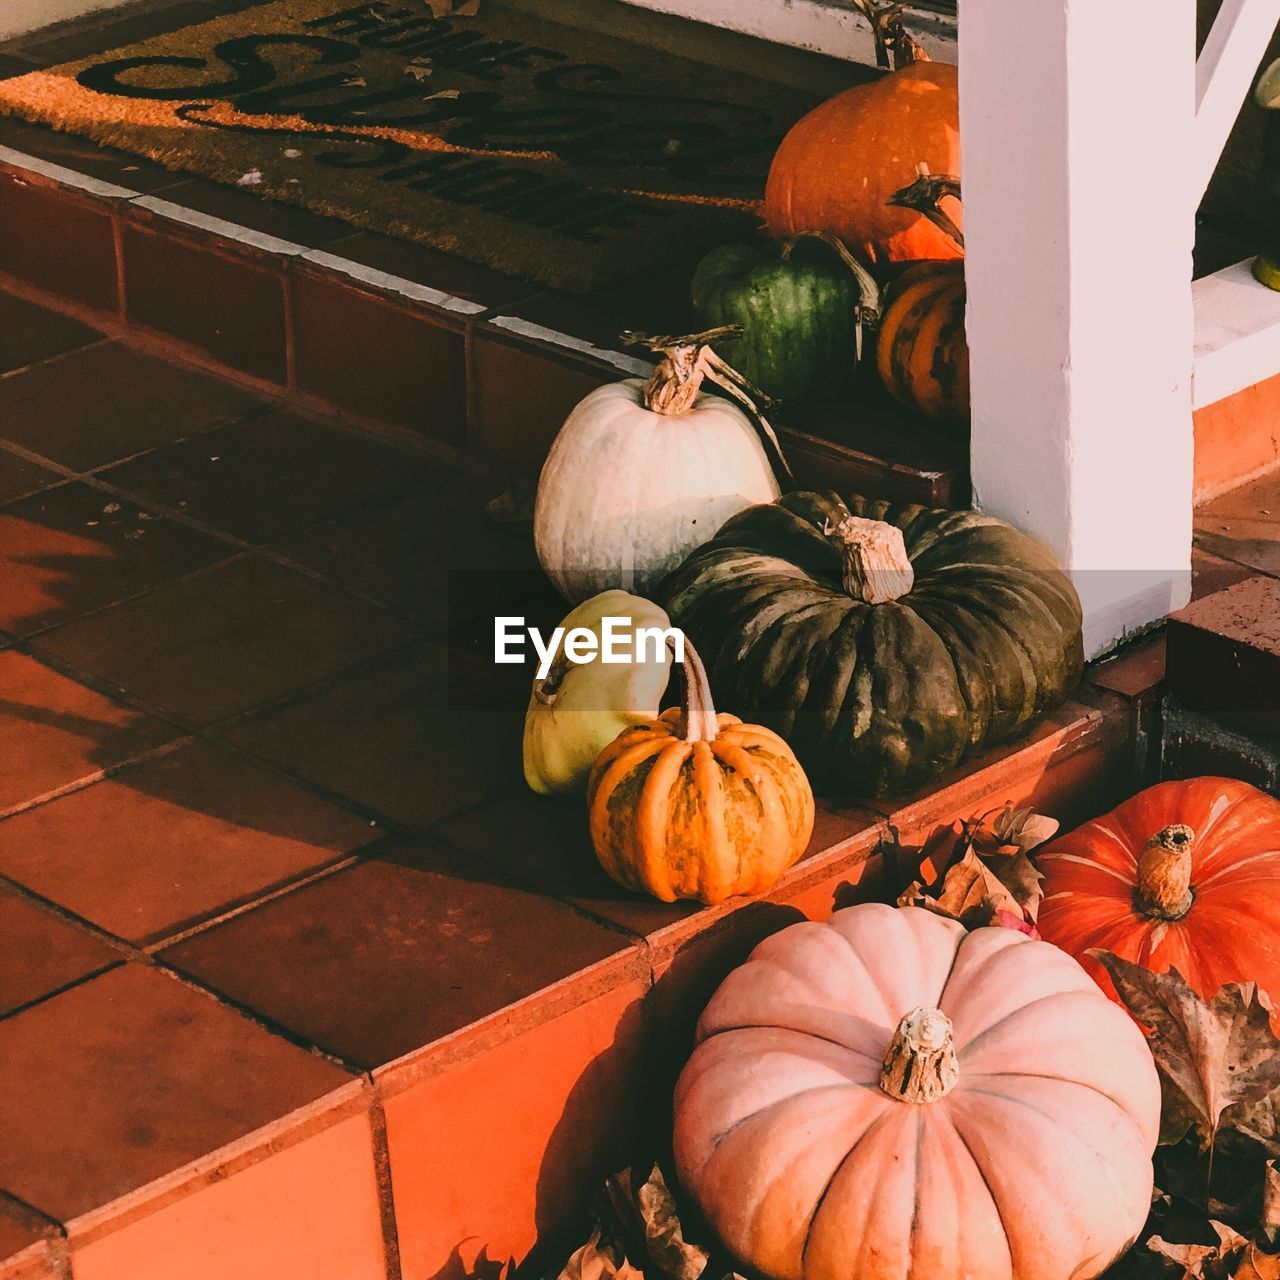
top-left (1191, 0), bottom-right (1280, 409)
top-left (1194, 0), bottom-right (1280, 202)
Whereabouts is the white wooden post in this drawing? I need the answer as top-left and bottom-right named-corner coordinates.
top-left (960, 0), bottom-right (1198, 658)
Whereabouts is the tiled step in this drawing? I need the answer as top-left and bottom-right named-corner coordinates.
top-left (1166, 574), bottom-right (1280, 740)
top-left (0, 118), bottom-right (969, 509)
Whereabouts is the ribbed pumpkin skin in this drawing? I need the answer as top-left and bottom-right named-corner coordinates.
top-left (658, 491), bottom-right (1083, 796)
top-left (534, 380), bottom-right (780, 604)
top-left (1038, 777), bottom-right (1280, 1010)
top-left (587, 709), bottom-right (814, 905)
top-left (878, 261), bottom-right (969, 421)
top-left (690, 243), bottom-right (859, 405)
top-left (764, 63), bottom-right (961, 267)
top-left (674, 904), bottom-right (1160, 1280)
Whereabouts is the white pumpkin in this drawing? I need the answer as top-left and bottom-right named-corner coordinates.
top-left (534, 373), bottom-right (781, 605)
top-left (522, 590), bottom-right (673, 795)
top-left (674, 903), bottom-right (1160, 1280)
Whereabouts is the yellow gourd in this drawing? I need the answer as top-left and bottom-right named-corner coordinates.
top-left (522, 591), bottom-right (673, 795)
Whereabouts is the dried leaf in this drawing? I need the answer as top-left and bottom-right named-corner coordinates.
top-left (991, 804), bottom-right (1059, 855)
top-left (1095, 956), bottom-right (1280, 1152)
top-left (898, 846), bottom-right (1022, 930)
top-left (558, 1227), bottom-right (642, 1280)
top-left (1235, 1242), bottom-right (1280, 1279)
top-left (1147, 1235), bottom-right (1219, 1276)
top-left (628, 1166), bottom-right (709, 1280)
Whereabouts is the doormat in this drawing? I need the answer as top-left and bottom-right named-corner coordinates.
top-left (0, 0), bottom-right (818, 292)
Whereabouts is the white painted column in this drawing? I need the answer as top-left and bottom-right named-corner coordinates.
top-left (960, 0), bottom-right (1198, 658)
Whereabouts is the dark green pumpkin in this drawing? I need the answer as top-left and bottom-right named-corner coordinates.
top-left (657, 491), bottom-right (1084, 797)
top-left (690, 241), bottom-right (862, 405)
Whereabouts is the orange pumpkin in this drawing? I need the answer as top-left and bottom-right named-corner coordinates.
top-left (586, 638), bottom-right (814, 905)
top-left (877, 260), bottom-right (969, 421)
top-left (764, 62), bottom-right (962, 267)
top-left (1037, 778), bottom-right (1280, 1015)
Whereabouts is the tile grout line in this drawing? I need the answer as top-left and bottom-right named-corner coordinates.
top-left (365, 1090), bottom-right (406, 1280)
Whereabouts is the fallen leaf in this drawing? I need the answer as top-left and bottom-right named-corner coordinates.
top-left (1094, 956), bottom-right (1280, 1153)
top-left (236, 168), bottom-right (263, 186)
top-left (1236, 1243), bottom-right (1280, 1280)
top-left (557, 1227), bottom-right (642, 1280)
top-left (605, 1167), bottom-right (709, 1280)
top-left (898, 846), bottom-right (1022, 930)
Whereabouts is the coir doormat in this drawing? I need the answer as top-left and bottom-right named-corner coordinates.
top-left (0, 0), bottom-right (818, 292)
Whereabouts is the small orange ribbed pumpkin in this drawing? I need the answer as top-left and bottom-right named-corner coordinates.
top-left (877, 260), bottom-right (969, 422)
top-left (764, 61), bottom-right (961, 268)
top-left (586, 637), bottom-right (814, 905)
top-left (1037, 777), bottom-right (1280, 1016)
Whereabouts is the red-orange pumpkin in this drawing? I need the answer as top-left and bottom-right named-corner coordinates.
top-left (764, 62), bottom-right (961, 267)
top-left (1037, 777), bottom-right (1280, 1012)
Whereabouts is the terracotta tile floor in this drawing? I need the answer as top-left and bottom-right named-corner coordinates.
top-left (0, 253), bottom-right (1188, 1280)
top-left (1195, 467), bottom-right (1280, 583)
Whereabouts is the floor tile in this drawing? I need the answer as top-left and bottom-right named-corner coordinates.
top-left (121, 223), bottom-right (288, 384)
top-left (0, 651), bottom-right (176, 815)
top-left (0, 293), bottom-right (100, 376)
top-left (278, 474), bottom-right (558, 631)
top-left (0, 482), bottom-right (233, 637)
top-left (35, 556), bottom-right (418, 727)
top-left (434, 788), bottom-right (695, 938)
top-left (383, 978), bottom-right (649, 1280)
top-left (0, 889), bottom-right (118, 1017)
top-left (0, 113), bottom-right (182, 193)
top-left (0, 345), bottom-right (264, 471)
top-left (1194, 466), bottom-right (1280, 580)
top-left (222, 645), bottom-right (518, 828)
top-left (0, 1194), bottom-right (54, 1278)
top-left (161, 839), bottom-right (640, 1069)
top-left (0, 452), bottom-right (61, 508)
top-left (497, 253), bottom-right (699, 354)
top-left (0, 963), bottom-right (354, 1223)
top-left (471, 331), bottom-right (611, 473)
top-left (322, 231), bottom-right (540, 310)
top-left (0, 741), bottom-right (376, 945)
top-left (0, 173), bottom-right (117, 314)
top-left (101, 408), bottom-right (446, 543)
top-left (68, 1111), bottom-right (386, 1280)
top-left (291, 269), bottom-right (467, 445)
top-left (153, 177), bottom-right (357, 250)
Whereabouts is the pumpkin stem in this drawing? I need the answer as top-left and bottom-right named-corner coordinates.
top-left (888, 167), bottom-right (964, 250)
top-left (621, 329), bottom-right (797, 490)
top-left (824, 515), bottom-right (914, 604)
top-left (668, 635), bottom-right (719, 743)
top-left (1135, 824), bottom-right (1196, 920)
top-left (790, 233), bottom-right (882, 363)
top-left (846, 0), bottom-right (929, 69)
top-left (880, 1006), bottom-right (958, 1103)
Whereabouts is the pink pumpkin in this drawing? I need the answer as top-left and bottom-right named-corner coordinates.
top-left (673, 903), bottom-right (1159, 1280)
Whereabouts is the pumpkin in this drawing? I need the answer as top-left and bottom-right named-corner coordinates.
top-left (534, 332), bottom-right (783, 605)
top-left (1037, 777), bottom-right (1280, 1016)
top-left (674, 903), bottom-right (1160, 1280)
top-left (586, 635), bottom-right (814, 905)
top-left (690, 237), bottom-right (878, 406)
top-left (877, 260), bottom-right (969, 421)
top-left (658, 491), bottom-right (1083, 797)
top-left (764, 61), bottom-right (961, 267)
top-left (522, 590), bottom-right (674, 795)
